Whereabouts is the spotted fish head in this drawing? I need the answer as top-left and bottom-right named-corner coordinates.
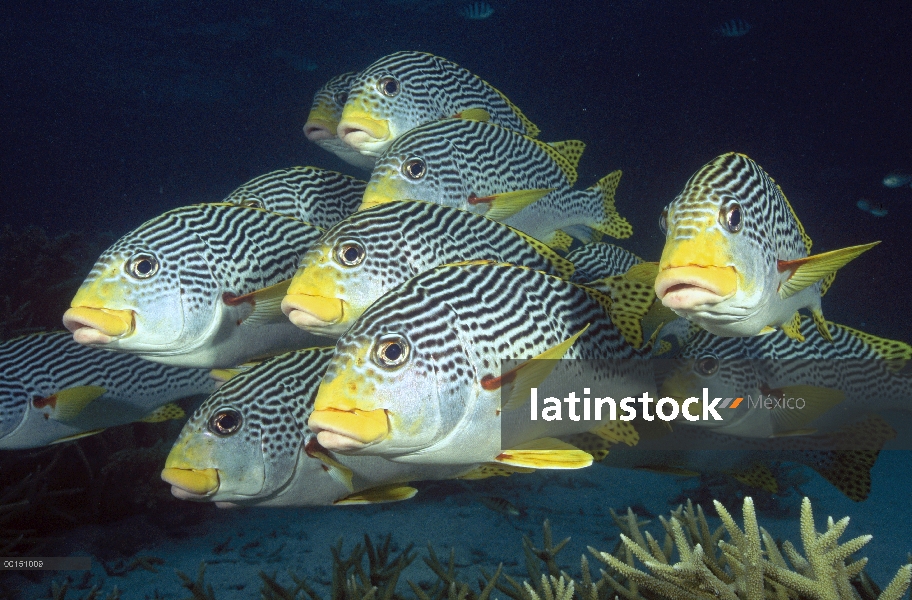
top-left (163, 348), bottom-right (338, 504)
top-left (337, 53), bottom-right (439, 157)
top-left (282, 203), bottom-right (420, 337)
top-left (360, 121), bottom-right (470, 211)
top-left (64, 204), bottom-right (318, 367)
top-left (303, 72), bottom-right (376, 170)
top-left (655, 153), bottom-right (796, 333)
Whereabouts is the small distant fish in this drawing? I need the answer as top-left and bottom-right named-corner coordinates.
top-left (882, 171), bottom-right (912, 188)
top-left (857, 199), bottom-right (888, 217)
top-left (480, 496), bottom-right (521, 516)
top-left (715, 19), bottom-right (752, 37)
top-left (460, 2), bottom-right (494, 20)
top-left (304, 71), bottom-right (377, 171)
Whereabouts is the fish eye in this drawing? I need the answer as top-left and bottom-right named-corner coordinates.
top-left (240, 199), bottom-right (264, 209)
top-left (373, 335), bottom-right (410, 368)
top-left (376, 77), bottom-right (400, 97)
top-left (336, 242), bottom-right (366, 267)
top-left (659, 207), bottom-right (669, 235)
top-left (720, 203), bottom-right (743, 233)
top-left (333, 91), bottom-right (348, 106)
top-left (694, 355), bottom-right (720, 376)
top-left (208, 408), bottom-right (243, 436)
top-left (402, 158), bottom-right (427, 180)
top-left (127, 253), bottom-right (159, 279)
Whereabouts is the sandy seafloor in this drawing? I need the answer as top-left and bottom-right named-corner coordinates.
top-left (6, 449), bottom-right (912, 599)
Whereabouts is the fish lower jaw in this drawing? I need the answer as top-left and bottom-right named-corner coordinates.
top-left (303, 121), bottom-right (335, 141)
top-left (660, 285), bottom-right (729, 310)
top-left (70, 327), bottom-right (117, 345)
top-left (337, 128), bottom-right (386, 156)
top-left (161, 467), bottom-right (220, 499)
top-left (284, 309), bottom-right (344, 334)
top-left (315, 430), bottom-right (370, 453)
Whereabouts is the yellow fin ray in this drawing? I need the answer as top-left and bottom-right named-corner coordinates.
top-left (457, 464), bottom-right (535, 479)
top-left (479, 188), bottom-right (555, 222)
top-left (779, 312), bottom-right (805, 342)
top-left (497, 324), bottom-right (590, 412)
top-left (48, 386), bottom-right (107, 422)
top-left (534, 139), bottom-right (580, 185)
top-left (51, 428), bottom-right (106, 444)
top-left (543, 230), bottom-right (574, 252)
top-left (777, 242), bottom-right (880, 300)
top-left (452, 107), bottom-right (491, 122)
top-left (810, 308), bottom-right (833, 342)
top-left (495, 437), bottom-right (593, 469)
top-left (334, 484), bottom-right (417, 505)
top-left (234, 279), bottom-right (294, 327)
top-left (589, 170), bottom-right (633, 240)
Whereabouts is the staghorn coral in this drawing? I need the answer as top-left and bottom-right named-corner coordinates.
top-left (591, 497), bottom-right (912, 600)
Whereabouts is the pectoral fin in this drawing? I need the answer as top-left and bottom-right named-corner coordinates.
top-left (764, 384), bottom-right (845, 435)
top-left (777, 241), bottom-right (880, 299)
top-left (334, 484), bottom-right (418, 505)
top-left (451, 108), bottom-right (491, 122)
top-left (468, 188), bottom-right (555, 221)
top-left (37, 385), bottom-right (107, 422)
top-left (486, 324), bottom-right (590, 412)
top-left (229, 279), bottom-right (294, 326)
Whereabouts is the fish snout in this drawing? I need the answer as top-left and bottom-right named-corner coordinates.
top-left (655, 266), bottom-right (738, 310)
top-left (281, 294), bottom-right (346, 331)
top-left (303, 118), bottom-right (337, 141)
top-left (62, 307), bottom-right (135, 345)
top-left (337, 116), bottom-right (390, 154)
top-left (308, 408), bottom-right (390, 453)
top-left (161, 467), bottom-right (220, 499)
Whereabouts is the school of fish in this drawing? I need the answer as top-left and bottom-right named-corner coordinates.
top-left (3, 50), bottom-right (905, 508)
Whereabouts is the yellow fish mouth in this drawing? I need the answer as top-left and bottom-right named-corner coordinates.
top-left (655, 266), bottom-right (738, 310)
top-left (161, 467), bottom-right (220, 499)
top-left (281, 294), bottom-right (347, 332)
top-left (337, 114), bottom-right (390, 153)
top-left (62, 306), bottom-right (135, 345)
top-left (308, 408), bottom-right (390, 452)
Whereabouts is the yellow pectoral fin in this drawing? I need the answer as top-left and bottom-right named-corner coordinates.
top-left (234, 279), bottom-right (295, 326)
top-left (777, 241), bottom-right (880, 299)
top-left (140, 403), bottom-right (186, 423)
top-left (492, 324), bottom-right (590, 412)
top-left (452, 107), bottom-right (491, 122)
top-left (308, 449), bottom-right (355, 492)
top-left (333, 484), bottom-right (418, 505)
top-left (768, 385), bottom-right (845, 434)
top-left (495, 438), bottom-right (593, 469)
top-left (50, 385), bottom-right (108, 421)
top-left (624, 262), bottom-right (660, 285)
top-left (810, 309), bottom-right (834, 342)
top-left (471, 188), bottom-right (555, 221)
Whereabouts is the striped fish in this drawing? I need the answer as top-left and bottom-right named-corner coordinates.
top-left (654, 153), bottom-right (879, 341)
top-left (565, 243), bottom-right (643, 284)
top-left (303, 71), bottom-right (377, 170)
top-left (221, 166), bottom-right (366, 229)
top-left (308, 261), bottom-right (657, 468)
top-left (360, 118), bottom-right (632, 250)
top-left (163, 347), bottom-right (479, 507)
top-left (0, 332), bottom-right (213, 449)
top-left (281, 200), bottom-right (576, 336)
top-left (658, 316), bottom-right (912, 438)
top-left (337, 51), bottom-right (539, 158)
top-left (62, 203), bottom-right (324, 369)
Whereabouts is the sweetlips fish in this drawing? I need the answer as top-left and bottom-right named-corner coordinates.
top-left (657, 316), bottom-right (912, 438)
top-left (303, 71), bottom-right (377, 171)
top-left (308, 261), bottom-right (658, 468)
top-left (281, 200), bottom-right (579, 336)
top-left (337, 51), bottom-right (539, 157)
top-left (565, 242), bottom-right (643, 283)
top-left (221, 167), bottom-right (366, 229)
top-left (570, 411), bottom-right (896, 502)
top-left (163, 347), bottom-right (490, 507)
top-left (359, 118), bottom-right (632, 250)
top-left (654, 153), bottom-right (879, 342)
top-left (62, 203), bottom-right (324, 369)
top-left (0, 332), bottom-right (213, 449)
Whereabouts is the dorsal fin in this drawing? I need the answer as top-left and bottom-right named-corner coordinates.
top-left (547, 140), bottom-right (586, 170)
top-left (776, 183), bottom-right (813, 254)
top-left (533, 138), bottom-right (580, 185)
top-left (489, 85), bottom-right (541, 138)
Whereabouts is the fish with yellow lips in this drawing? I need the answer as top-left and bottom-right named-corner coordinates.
top-left (308, 261), bottom-right (658, 468)
top-left (163, 347), bottom-right (511, 508)
top-left (62, 203), bottom-right (324, 369)
top-left (303, 71), bottom-right (377, 170)
top-left (654, 153), bottom-right (879, 342)
top-left (337, 51), bottom-right (539, 158)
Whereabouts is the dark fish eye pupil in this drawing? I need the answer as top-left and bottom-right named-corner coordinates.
top-left (404, 159), bottom-right (426, 179)
top-left (344, 247), bottom-right (360, 262)
top-left (210, 409), bottom-right (242, 436)
top-left (137, 260), bottom-right (152, 274)
top-left (338, 243), bottom-right (365, 266)
top-left (334, 92), bottom-right (348, 105)
top-left (384, 343), bottom-right (402, 361)
top-left (728, 207), bottom-right (741, 231)
top-left (697, 357), bottom-right (719, 375)
top-left (377, 77), bottom-right (400, 97)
